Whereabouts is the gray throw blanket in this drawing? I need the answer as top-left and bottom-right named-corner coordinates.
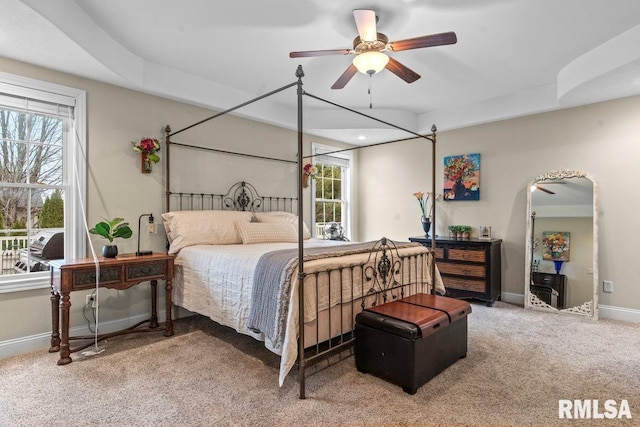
top-left (246, 241), bottom-right (417, 349)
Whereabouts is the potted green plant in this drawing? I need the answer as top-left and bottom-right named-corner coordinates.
top-left (89, 217), bottom-right (133, 258)
top-left (448, 225), bottom-right (458, 239)
top-left (460, 225), bottom-right (472, 239)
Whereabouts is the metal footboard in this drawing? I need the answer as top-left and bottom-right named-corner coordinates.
top-left (297, 237), bottom-right (436, 398)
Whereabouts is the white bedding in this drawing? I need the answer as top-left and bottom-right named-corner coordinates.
top-left (173, 239), bottom-right (443, 385)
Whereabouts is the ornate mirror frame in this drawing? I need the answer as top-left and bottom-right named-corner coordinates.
top-left (524, 170), bottom-right (599, 319)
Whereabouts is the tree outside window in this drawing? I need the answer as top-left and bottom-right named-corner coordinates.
top-left (0, 107), bottom-right (65, 275)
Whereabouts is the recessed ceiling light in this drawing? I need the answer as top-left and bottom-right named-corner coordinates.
top-left (357, 135), bottom-right (367, 140)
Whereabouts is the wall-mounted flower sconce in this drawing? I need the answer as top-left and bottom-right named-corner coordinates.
top-left (132, 137), bottom-right (161, 173)
top-left (302, 163), bottom-right (318, 188)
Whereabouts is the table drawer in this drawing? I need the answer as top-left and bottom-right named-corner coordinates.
top-left (448, 248), bottom-right (486, 263)
top-left (73, 266), bottom-right (122, 288)
top-left (443, 276), bottom-right (486, 293)
top-left (127, 261), bottom-right (167, 280)
top-left (532, 272), bottom-right (564, 286)
top-left (434, 247), bottom-right (445, 259)
top-left (437, 262), bottom-right (486, 278)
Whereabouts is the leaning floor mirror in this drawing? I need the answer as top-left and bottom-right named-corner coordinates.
top-left (524, 170), bottom-right (598, 319)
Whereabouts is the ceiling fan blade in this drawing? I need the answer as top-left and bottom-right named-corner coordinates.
top-left (289, 48), bottom-right (352, 58)
top-left (353, 9), bottom-right (377, 42)
top-left (385, 57), bottom-right (421, 83)
top-left (331, 64), bottom-right (358, 89)
top-left (536, 185), bottom-right (555, 194)
top-left (388, 31), bottom-right (457, 52)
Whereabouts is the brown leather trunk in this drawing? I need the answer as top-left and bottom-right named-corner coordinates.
top-left (355, 294), bottom-right (471, 394)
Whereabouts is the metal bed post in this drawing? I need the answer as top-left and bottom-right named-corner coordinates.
top-left (164, 125), bottom-right (172, 212)
top-left (429, 125), bottom-right (437, 294)
top-left (295, 65), bottom-right (307, 399)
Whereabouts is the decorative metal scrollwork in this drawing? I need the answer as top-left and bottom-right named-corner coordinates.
top-left (223, 181), bottom-right (262, 211)
top-left (362, 237), bottom-right (404, 308)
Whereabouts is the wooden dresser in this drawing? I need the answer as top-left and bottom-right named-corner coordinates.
top-left (409, 237), bottom-right (502, 306)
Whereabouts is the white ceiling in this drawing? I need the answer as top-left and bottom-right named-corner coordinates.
top-left (2, 0), bottom-right (640, 144)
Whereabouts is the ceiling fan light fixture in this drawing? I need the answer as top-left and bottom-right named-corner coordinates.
top-left (353, 51), bottom-right (389, 75)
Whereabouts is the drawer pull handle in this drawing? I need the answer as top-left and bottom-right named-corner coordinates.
top-left (135, 267), bottom-right (154, 275)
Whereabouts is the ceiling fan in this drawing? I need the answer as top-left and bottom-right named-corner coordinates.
top-left (289, 9), bottom-right (457, 89)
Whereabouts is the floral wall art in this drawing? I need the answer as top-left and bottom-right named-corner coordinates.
top-left (542, 231), bottom-right (570, 261)
top-left (443, 153), bottom-right (480, 201)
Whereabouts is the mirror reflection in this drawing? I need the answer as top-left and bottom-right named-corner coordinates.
top-left (525, 170), bottom-right (598, 319)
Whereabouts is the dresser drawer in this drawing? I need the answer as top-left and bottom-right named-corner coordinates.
top-left (437, 262), bottom-right (486, 278)
top-left (434, 247), bottom-right (445, 259)
top-left (126, 261), bottom-right (167, 280)
top-left (448, 248), bottom-right (486, 263)
top-left (72, 266), bottom-right (122, 289)
top-left (443, 276), bottom-right (486, 293)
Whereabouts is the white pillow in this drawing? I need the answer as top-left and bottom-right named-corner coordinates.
top-left (254, 211), bottom-right (311, 239)
top-left (162, 210), bottom-right (253, 254)
top-left (235, 221), bottom-right (298, 244)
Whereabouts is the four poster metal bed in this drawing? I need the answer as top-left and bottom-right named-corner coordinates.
top-left (162, 65), bottom-right (440, 399)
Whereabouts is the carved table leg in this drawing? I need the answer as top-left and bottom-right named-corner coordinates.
top-left (164, 277), bottom-right (174, 337)
top-left (149, 280), bottom-right (159, 328)
top-left (57, 292), bottom-right (72, 365)
top-left (49, 290), bottom-right (60, 353)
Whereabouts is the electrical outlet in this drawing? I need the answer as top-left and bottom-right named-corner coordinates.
top-left (603, 280), bottom-right (613, 293)
top-left (86, 294), bottom-right (98, 307)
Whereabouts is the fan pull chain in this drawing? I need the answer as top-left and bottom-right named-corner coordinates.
top-left (368, 74), bottom-right (373, 109)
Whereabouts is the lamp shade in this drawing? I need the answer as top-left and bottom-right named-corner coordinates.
top-left (352, 51), bottom-right (389, 75)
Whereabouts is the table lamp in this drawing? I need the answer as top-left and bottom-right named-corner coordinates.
top-left (136, 213), bottom-right (154, 256)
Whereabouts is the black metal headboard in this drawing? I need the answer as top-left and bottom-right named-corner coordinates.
top-left (166, 181), bottom-right (297, 213)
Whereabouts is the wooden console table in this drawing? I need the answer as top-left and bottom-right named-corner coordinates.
top-left (48, 252), bottom-right (175, 365)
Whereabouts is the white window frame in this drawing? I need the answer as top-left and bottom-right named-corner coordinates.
top-left (0, 72), bottom-right (86, 293)
top-left (311, 143), bottom-right (352, 240)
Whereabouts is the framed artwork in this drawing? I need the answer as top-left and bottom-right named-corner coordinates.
top-left (478, 225), bottom-right (492, 240)
top-left (542, 231), bottom-right (570, 261)
top-left (443, 153), bottom-right (480, 201)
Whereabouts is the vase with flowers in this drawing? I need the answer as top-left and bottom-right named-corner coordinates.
top-left (302, 163), bottom-right (318, 188)
top-left (542, 232), bottom-right (570, 273)
top-left (132, 137), bottom-right (161, 173)
top-left (413, 191), bottom-right (440, 237)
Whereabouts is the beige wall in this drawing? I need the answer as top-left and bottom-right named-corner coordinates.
top-left (358, 95), bottom-right (640, 311)
top-left (0, 56), bottom-right (351, 346)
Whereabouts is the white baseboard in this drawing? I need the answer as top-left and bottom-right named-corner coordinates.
top-left (0, 311), bottom-right (166, 360)
top-left (501, 292), bottom-right (524, 306)
top-left (598, 304), bottom-right (640, 323)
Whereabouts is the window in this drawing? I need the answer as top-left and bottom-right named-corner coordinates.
top-left (311, 144), bottom-right (352, 239)
top-left (0, 72), bottom-right (86, 292)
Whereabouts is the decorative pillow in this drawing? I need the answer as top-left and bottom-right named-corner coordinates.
top-left (254, 211), bottom-right (311, 239)
top-left (162, 210), bottom-right (253, 254)
top-left (235, 221), bottom-right (299, 244)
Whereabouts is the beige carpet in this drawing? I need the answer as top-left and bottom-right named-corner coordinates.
top-left (0, 301), bottom-right (638, 427)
